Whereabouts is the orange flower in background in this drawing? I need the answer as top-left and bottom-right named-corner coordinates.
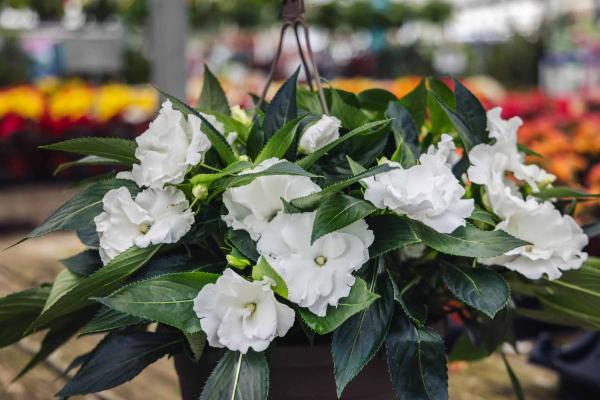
top-left (587, 165), bottom-right (600, 195)
top-left (574, 117), bottom-right (600, 155)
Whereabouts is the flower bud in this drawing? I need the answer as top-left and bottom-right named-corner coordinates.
top-left (192, 183), bottom-right (209, 199)
top-left (231, 105), bottom-right (252, 127)
top-left (226, 254), bottom-right (252, 270)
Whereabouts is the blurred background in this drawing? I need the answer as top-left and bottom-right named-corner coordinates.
top-left (1, 0), bottom-right (600, 399)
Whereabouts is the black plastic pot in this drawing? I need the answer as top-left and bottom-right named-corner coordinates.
top-left (174, 345), bottom-right (396, 400)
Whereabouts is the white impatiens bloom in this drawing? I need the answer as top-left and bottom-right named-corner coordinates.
top-left (222, 158), bottom-right (321, 240)
top-left (298, 115), bottom-right (342, 154)
top-left (193, 269), bottom-right (295, 353)
top-left (94, 186), bottom-right (194, 264)
top-left (363, 135), bottom-right (474, 234)
top-left (122, 100), bottom-right (212, 188)
top-left (256, 212), bottom-right (374, 317)
top-left (468, 107), bottom-right (555, 195)
top-left (480, 201), bottom-right (588, 280)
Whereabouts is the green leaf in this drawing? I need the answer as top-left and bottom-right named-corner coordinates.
top-left (346, 156), bottom-right (367, 175)
top-left (533, 186), bottom-right (600, 200)
top-left (190, 161), bottom-right (253, 185)
top-left (367, 215), bottom-right (420, 258)
top-left (296, 119), bottom-right (390, 170)
top-left (252, 257), bottom-right (288, 299)
top-left (81, 307), bottom-right (146, 335)
top-left (453, 79), bottom-right (488, 146)
top-left (227, 230), bottom-right (259, 262)
top-left (398, 79), bottom-right (427, 131)
top-left (99, 272), bottom-right (218, 334)
top-left (299, 277), bottom-right (379, 334)
top-left (200, 350), bottom-right (269, 400)
top-left (468, 208), bottom-right (498, 227)
top-left (448, 334), bottom-right (490, 362)
top-left (27, 245), bottom-right (161, 333)
top-left (291, 163), bottom-right (395, 211)
top-left (162, 91), bottom-right (237, 165)
top-left (26, 178), bottom-right (138, 239)
top-left (255, 116), bottom-right (304, 164)
top-left (247, 117), bottom-right (265, 160)
top-left (386, 102), bottom-right (419, 157)
top-left (14, 308), bottom-right (93, 380)
top-left (357, 88), bottom-right (397, 111)
top-left (409, 220), bottom-right (530, 258)
top-left (41, 137), bottom-right (137, 165)
top-left (61, 250), bottom-right (102, 276)
top-left (185, 331), bottom-right (207, 362)
top-left (0, 287), bottom-right (50, 348)
top-left (390, 137), bottom-right (417, 168)
top-left (442, 262), bottom-right (509, 318)
top-left (297, 88), bottom-right (323, 115)
top-left (311, 194), bottom-right (376, 244)
top-left (386, 313), bottom-right (448, 400)
top-left (389, 273), bottom-right (427, 327)
top-left (331, 88), bottom-right (368, 130)
top-left (431, 93), bottom-right (478, 151)
top-left (54, 155), bottom-right (123, 175)
top-left (58, 332), bottom-right (182, 397)
top-left (501, 352), bottom-right (525, 400)
top-left (264, 68), bottom-right (299, 139)
top-left (198, 65), bottom-right (230, 115)
top-left (585, 221), bottom-right (600, 238)
top-left (427, 78), bottom-right (454, 135)
top-left (517, 143), bottom-right (542, 158)
top-left (43, 269), bottom-right (84, 313)
top-left (332, 271), bottom-right (394, 397)
top-left (210, 161), bottom-right (319, 195)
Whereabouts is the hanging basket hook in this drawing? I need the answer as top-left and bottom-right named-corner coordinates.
top-left (256, 0), bottom-right (329, 115)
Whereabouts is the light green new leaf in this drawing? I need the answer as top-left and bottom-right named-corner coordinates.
top-left (442, 262), bottom-right (509, 318)
top-left (26, 179), bottom-right (138, 240)
top-left (311, 194), bottom-right (376, 244)
top-left (252, 258), bottom-right (288, 299)
top-left (41, 137), bottom-right (137, 165)
top-left (291, 163), bottom-right (396, 211)
top-left (255, 116), bottom-right (305, 164)
top-left (43, 269), bottom-right (84, 313)
top-left (296, 119), bottom-right (391, 170)
top-left (197, 65), bottom-right (230, 115)
top-left (200, 350), bottom-right (269, 400)
top-left (409, 220), bottom-right (529, 258)
top-left (100, 272), bottom-right (219, 334)
top-left (27, 245), bottom-right (161, 333)
top-left (162, 91), bottom-right (237, 165)
top-left (299, 277), bottom-right (379, 334)
top-left (190, 161), bottom-right (253, 185)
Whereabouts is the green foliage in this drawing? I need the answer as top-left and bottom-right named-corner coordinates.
top-left (42, 138), bottom-right (137, 165)
top-left (263, 68), bottom-right (299, 140)
top-left (0, 286), bottom-right (50, 348)
top-left (331, 89), bottom-right (369, 129)
top-left (198, 65), bottom-right (230, 115)
top-left (200, 350), bottom-right (269, 400)
top-left (311, 194), bottom-right (376, 243)
top-left (100, 272), bottom-right (219, 334)
top-left (81, 307), bottom-right (146, 335)
top-left (299, 277), bottom-right (379, 334)
top-left (252, 258), bottom-right (288, 299)
top-left (386, 313), bottom-right (448, 400)
top-left (255, 116), bottom-right (305, 164)
top-left (398, 79), bottom-right (428, 132)
top-left (533, 186), bottom-right (600, 200)
top-left (368, 215), bottom-right (420, 258)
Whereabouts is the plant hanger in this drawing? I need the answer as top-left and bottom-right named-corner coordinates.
top-left (256, 0), bottom-right (329, 115)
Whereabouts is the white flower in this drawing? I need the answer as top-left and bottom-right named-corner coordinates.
top-left (480, 201), bottom-right (588, 280)
top-left (193, 269), bottom-right (295, 353)
top-left (298, 115), bottom-right (342, 154)
top-left (256, 212), bottom-right (374, 317)
top-left (222, 158), bottom-right (321, 240)
top-left (94, 186), bottom-right (194, 264)
top-left (124, 100), bottom-right (212, 188)
top-left (363, 135), bottom-right (474, 234)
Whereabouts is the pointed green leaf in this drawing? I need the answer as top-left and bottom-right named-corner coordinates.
top-left (386, 102), bottom-right (419, 157)
top-left (311, 194), bottom-right (376, 244)
top-left (296, 119), bottom-right (390, 170)
top-left (61, 250), bottom-right (102, 276)
top-left (255, 116), bottom-right (305, 164)
top-left (54, 155), bottom-right (123, 175)
top-left (333, 272), bottom-right (394, 397)
top-left (386, 313), bottom-right (448, 400)
top-left (264, 68), bottom-right (299, 139)
top-left (198, 65), bottom-right (230, 115)
top-left (41, 138), bottom-right (137, 165)
top-left (398, 79), bottom-right (427, 130)
top-left (427, 78), bottom-right (454, 135)
top-left (501, 352), bottom-right (525, 400)
top-left (533, 186), bottom-right (600, 200)
top-left (291, 163), bottom-right (396, 211)
top-left (367, 215), bottom-right (420, 258)
top-left (299, 277), bottom-right (379, 335)
top-left (453, 79), bottom-right (488, 146)
top-left (28, 245), bottom-right (161, 333)
top-left (331, 88), bottom-right (368, 130)
top-left (58, 332), bottom-right (182, 397)
top-left (162, 91), bottom-right (237, 165)
top-left (0, 287), bottom-right (51, 348)
top-left (43, 269), bottom-right (84, 313)
top-left (200, 350), bottom-right (269, 400)
top-left (252, 257), bottom-right (288, 299)
top-left (99, 272), bottom-right (219, 334)
top-left (81, 306), bottom-right (146, 335)
top-left (357, 88), bottom-right (397, 112)
top-left (388, 273), bottom-right (427, 327)
top-left (442, 262), bottom-right (509, 318)
top-left (409, 220), bottom-right (530, 258)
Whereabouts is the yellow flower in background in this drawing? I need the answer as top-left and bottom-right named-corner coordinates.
top-left (0, 86), bottom-right (45, 120)
top-left (48, 82), bottom-right (94, 120)
top-left (94, 84), bottom-right (133, 122)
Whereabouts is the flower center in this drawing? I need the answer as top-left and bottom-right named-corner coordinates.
top-left (523, 244), bottom-right (535, 252)
top-left (245, 302), bottom-right (257, 315)
top-left (138, 223), bottom-right (152, 234)
top-left (314, 256), bottom-right (327, 266)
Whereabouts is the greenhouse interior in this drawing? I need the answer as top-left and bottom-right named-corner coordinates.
top-left (1, 1), bottom-right (600, 399)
